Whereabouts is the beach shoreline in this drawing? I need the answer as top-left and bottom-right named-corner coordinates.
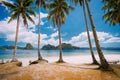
top-left (0, 61), bottom-right (120, 80)
top-left (1, 54), bottom-right (120, 66)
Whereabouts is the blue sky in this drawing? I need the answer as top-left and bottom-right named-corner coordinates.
top-left (0, 0), bottom-right (120, 48)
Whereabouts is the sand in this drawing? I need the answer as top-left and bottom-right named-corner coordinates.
top-left (2, 54), bottom-right (120, 66)
top-left (0, 62), bottom-right (120, 80)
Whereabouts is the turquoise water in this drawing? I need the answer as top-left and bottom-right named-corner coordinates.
top-left (0, 49), bottom-right (120, 59)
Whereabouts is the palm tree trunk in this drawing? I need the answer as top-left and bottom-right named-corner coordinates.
top-left (82, 1), bottom-right (98, 65)
top-left (58, 26), bottom-right (63, 62)
top-left (38, 1), bottom-right (42, 60)
top-left (85, 0), bottom-right (109, 69)
top-left (12, 15), bottom-right (20, 62)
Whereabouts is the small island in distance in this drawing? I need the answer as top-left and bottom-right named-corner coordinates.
top-left (0, 43), bottom-right (80, 50)
top-left (42, 43), bottom-right (80, 50)
top-left (1, 43), bottom-right (120, 50)
top-left (0, 43), bottom-right (34, 50)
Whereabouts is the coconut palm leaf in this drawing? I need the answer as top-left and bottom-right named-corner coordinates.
top-left (8, 12), bottom-right (18, 23)
top-left (2, 1), bottom-right (17, 8)
top-left (47, 0), bottom-right (73, 62)
top-left (26, 13), bottom-right (35, 24)
top-left (27, 10), bottom-right (36, 17)
top-left (102, 0), bottom-right (120, 25)
top-left (2, 0), bottom-right (36, 62)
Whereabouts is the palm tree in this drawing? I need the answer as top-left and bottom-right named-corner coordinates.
top-left (48, 0), bottom-right (73, 62)
top-left (2, 0), bottom-right (36, 62)
top-left (71, 0), bottom-right (98, 64)
top-left (102, 0), bottom-right (120, 25)
top-left (36, 0), bottom-right (46, 60)
top-left (85, 0), bottom-right (110, 69)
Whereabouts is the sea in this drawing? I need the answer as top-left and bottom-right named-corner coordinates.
top-left (0, 49), bottom-right (120, 66)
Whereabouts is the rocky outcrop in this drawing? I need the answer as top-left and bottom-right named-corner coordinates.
top-left (42, 43), bottom-right (80, 50)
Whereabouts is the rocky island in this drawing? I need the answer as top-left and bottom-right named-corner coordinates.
top-left (42, 43), bottom-right (80, 50)
top-left (0, 43), bottom-right (34, 50)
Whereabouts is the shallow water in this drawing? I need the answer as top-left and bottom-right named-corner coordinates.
top-left (0, 49), bottom-right (120, 66)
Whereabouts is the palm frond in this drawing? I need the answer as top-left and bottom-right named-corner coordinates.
top-left (102, 0), bottom-right (120, 25)
top-left (48, 0), bottom-right (72, 28)
top-left (24, 0), bottom-right (33, 6)
top-left (3, 0), bottom-right (35, 27)
top-left (2, 1), bottom-right (16, 8)
top-left (26, 13), bottom-right (35, 24)
top-left (8, 12), bottom-right (18, 23)
top-left (22, 13), bottom-right (28, 27)
top-left (27, 10), bottom-right (36, 17)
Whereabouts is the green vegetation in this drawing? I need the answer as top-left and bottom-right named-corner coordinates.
top-left (24, 43), bottom-right (34, 50)
top-left (102, 0), bottom-right (120, 25)
top-left (47, 0), bottom-right (73, 62)
top-left (42, 43), bottom-right (80, 50)
top-left (42, 44), bottom-right (56, 50)
top-left (1, 0), bottom-right (119, 70)
top-left (2, 0), bottom-right (36, 62)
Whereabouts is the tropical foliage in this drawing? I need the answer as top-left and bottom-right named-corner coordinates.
top-left (102, 0), bottom-right (120, 25)
top-left (47, 0), bottom-right (73, 62)
top-left (2, 0), bottom-right (36, 61)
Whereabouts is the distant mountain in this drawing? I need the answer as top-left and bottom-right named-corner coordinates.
top-left (42, 43), bottom-right (80, 50)
top-left (57, 43), bottom-right (80, 50)
top-left (24, 43), bottom-right (34, 50)
top-left (0, 43), bottom-right (34, 50)
top-left (42, 44), bottom-right (56, 50)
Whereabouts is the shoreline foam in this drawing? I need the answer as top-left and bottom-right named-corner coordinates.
top-left (1, 54), bottom-right (120, 66)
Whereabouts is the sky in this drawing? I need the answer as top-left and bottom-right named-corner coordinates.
top-left (0, 0), bottom-right (120, 48)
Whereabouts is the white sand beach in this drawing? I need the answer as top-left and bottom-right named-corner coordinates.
top-left (2, 54), bottom-right (120, 66)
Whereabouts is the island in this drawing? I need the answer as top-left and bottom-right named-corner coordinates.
top-left (24, 43), bottom-right (34, 50)
top-left (0, 43), bottom-right (34, 50)
top-left (41, 43), bottom-right (80, 50)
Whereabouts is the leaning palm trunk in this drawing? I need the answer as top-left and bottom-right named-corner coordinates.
top-left (38, 1), bottom-right (42, 60)
top-left (12, 15), bottom-right (20, 62)
top-left (58, 26), bottom-right (64, 62)
top-left (85, 0), bottom-right (109, 69)
top-left (82, 1), bottom-right (98, 64)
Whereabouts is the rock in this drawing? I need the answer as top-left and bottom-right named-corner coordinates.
top-left (42, 43), bottom-right (80, 50)
top-left (42, 44), bottom-right (56, 50)
top-left (56, 43), bottom-right (80, 50)
top-left (24, 43), bottom-right (34, 50)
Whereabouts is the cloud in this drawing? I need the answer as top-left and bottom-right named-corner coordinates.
top-left (0, 12), bottom-right (48, 47)
top-left (46, 26), bottom-right (57, 31)
top-left (66, 31), bottom-right (120, 47)
top-left (50, 31), bottom-right (58, 38)
top-left (0, 14), bottom-right (120, 48)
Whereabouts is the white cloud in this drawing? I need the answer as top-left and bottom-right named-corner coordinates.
top-left (0, 12), bottom-right (48, 47)
top-left (47, 26), bottom-right (57, 31)
top-left (0, 14), bottom-right (120, 48)
top-left (46, 38), bottom-right (59, 46)
top-left (50, 31), bottom-right (58, 38)
top-left (104, 37), bottom-right (120, 43)
top-left (66, 31), bottom-right (120, 47)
